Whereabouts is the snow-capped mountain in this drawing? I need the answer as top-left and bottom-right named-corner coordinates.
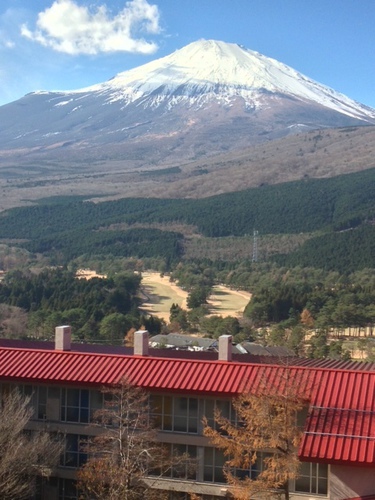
top-left (83, 39), bottom-right (375, 122)
top-left (0, 39), bottom-right (374, 166)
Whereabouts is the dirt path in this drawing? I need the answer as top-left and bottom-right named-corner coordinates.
top-left (139, 272), bottom-right (251, 322)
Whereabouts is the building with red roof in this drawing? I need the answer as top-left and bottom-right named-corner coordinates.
top-left (0, 327), bottom-right (374, 499)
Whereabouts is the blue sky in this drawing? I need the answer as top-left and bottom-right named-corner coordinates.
top-left (0, 0), bottom-right (374, 107)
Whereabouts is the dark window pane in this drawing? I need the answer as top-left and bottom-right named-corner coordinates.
top-left (80, 409), bottom-right (89, 423)
top-left (295, 476), bottom-right (311, 492)
top-left (318, 463), bottom-right (328, 478)
top-left (214, 467), bottom-right (225, 483)
top-left (65, 452), bottom-right (78, 468)
top-left (189, 398), bottom-right (198, 412)
top-left (39, 386), bottom-right (47, 404)
top-left (203, 467), bottom-right (213, 482)
top-left (67, 389), bottom-right (80, 406)
top-left (67, 408), bottom-right (80, 422)
top-left (163, 417), bottom-right (172, 431)
top-left (204, 448), bottom-right (214, 465)
top-left (188, 418), bottom-right (198, 433)
top-left (318, 479), bottom-right (328, 495)
top-left (174, 416), bottom-right (187, 432)
top-left (80, 390), bottom-right (89, 407)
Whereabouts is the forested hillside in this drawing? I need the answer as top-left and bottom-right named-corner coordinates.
top-left (0, 168), bottom-right (373, 272)
top-left (0, 168), bottom-right (373, 354)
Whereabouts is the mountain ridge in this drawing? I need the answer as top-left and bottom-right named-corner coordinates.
top-left (0, 124), bottom-right (375, 212)
top-left (1, 39), bottom-right (375, 209)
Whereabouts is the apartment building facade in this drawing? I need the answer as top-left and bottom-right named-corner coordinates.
top-left (0, 327), bottom-right (374, 500)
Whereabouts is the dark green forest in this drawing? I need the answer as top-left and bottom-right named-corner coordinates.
top-left (0, 168), bottom-right (374, 272)
top-left (171, 262), bottom-right (375, 330)
top-left (0, 268), bottom-right (162, 342)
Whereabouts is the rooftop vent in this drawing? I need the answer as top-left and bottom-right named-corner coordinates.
top-left (134, 330), bottom-right (149, 356)
top-left (218, 335), bottom-right (232, 362)
top-left (55, 325), bottom-right (71, 351)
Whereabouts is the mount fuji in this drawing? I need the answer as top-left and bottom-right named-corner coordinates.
top-left (1, 39), bottom-right (375, 168)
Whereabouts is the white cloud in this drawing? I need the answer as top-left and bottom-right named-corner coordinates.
top-left (20, 0), bottom-right (161, 55)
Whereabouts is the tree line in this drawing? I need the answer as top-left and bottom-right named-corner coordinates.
top-left (0, 269), bottom-right (163, 343)
top-left (0, 168), bottom-right (373, 272)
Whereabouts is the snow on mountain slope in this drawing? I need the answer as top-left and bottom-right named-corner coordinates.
top-left (73, 39), bottom-right (375, 122)
top-left (1, 39), bottom-right (375, 167)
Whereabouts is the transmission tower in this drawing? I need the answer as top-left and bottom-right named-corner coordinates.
top-left (252, 229), bottom-right (259, 262)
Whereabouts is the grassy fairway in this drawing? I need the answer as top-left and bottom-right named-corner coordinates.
top-left (140, 272), bottom-right (251, 322)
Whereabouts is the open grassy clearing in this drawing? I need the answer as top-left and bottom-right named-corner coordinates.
top-left (139, 272), bottom-right (251, 322)
top-left (139, 273), bottom-right (188, 322)
top-left (206, 286), bottom-right (252, 318)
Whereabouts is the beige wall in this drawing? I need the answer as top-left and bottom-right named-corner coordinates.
top-left (330, 464), bottom-right (375, 499)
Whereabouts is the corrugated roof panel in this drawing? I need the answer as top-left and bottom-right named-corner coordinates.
top-left (188, 362), bottom-right (213, 392)
top-left (53, 355), bottom-right (82, 380)
top-left (1, 345), bottom-right (375, 465)
top-left (87, 356), bottom-right (120, 384)
top-left (300, 404), bottom-right (375, 465)
top-left (164, 360), bottom-right (190, 389)
top-left (350, 437), bottom-right (362, 464)
top-left (213, 364), bottom-right (238, 393)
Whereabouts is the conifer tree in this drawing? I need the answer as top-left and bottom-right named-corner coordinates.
top-left (204, 371), bottom-right (309, 499)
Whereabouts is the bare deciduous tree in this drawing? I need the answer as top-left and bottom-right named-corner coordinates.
top-left (0, 304), bottom-right (28, 339)
top-left (0, 390), bottom-right (62, 500)
top-left (78, 378), bottom-right (194, 500)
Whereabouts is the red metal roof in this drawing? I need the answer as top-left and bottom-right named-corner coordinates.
top-left (0, 344), bottom-right (374, 466)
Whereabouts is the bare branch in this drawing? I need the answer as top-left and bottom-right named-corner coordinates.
top-left (0, 389), bottom-right (62, 499)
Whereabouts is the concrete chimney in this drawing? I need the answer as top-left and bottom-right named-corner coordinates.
top-left (134, 330), bottom-right (149, 356)
top-left (218, 335), bottom-right (232, 362)
top-left (55, 325), bottom-right (71, 351)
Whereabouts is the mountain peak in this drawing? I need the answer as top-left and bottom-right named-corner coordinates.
top-left (1, 38), bottom-right (375, 174)
top-left (81, 39), bottom-right (375, 122)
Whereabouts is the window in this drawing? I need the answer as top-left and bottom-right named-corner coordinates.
top-left (61, 434), bottom-right (88, 468)
top-left (151, 395), bottom-right (199, 433)
top-left (293, 462), bottom-right (328, 495)
top-left (175, 397), bottom-right (198, 433)
top-left (61, 388), bottom-right (89, 423)
top-left (203, 399), bottom-right (237, 430)
top-left (90, 389), bottom-right (102, 419)
top-left (21, 384), bottom-right (47, 420)
top-left (203, 448), bottom-right (272, 485)
top-left (58, 478), bottom-right (78, 500)
top-left (36, 386), bottom-right (47, 419)
top-left (149, 443), bottom-right (197, 480)
top-left (170, 444), bottom-right (197, 480)
top-left (234, 451), bottom-right (271, 480)
top-left (203, 447), bottom-right (226, 483)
